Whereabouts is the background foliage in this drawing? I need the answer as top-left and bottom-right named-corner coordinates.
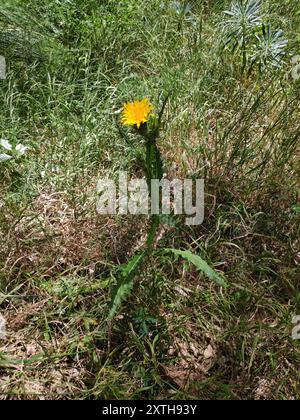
top-left (0, 0), bottom-right (299, 400)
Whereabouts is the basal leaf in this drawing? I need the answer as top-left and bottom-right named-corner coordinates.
top-left (164, 248), bottom-right (227, 287)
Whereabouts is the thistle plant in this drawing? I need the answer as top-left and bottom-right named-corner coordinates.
top-left (108, 97), bottom-right (226, 321)
top-left (108, 98), bottom-right (165, 320)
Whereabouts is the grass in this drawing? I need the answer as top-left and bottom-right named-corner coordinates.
top-left (0, 0), bottom-right (299, 400)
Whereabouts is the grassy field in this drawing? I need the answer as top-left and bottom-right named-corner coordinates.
top-left (0, 0), bottom-right (299, 400)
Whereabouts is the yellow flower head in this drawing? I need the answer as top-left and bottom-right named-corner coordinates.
top-left (121, 98), bottom-right (153, 129)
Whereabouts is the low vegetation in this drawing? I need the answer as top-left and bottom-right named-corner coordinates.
top-left (0, 0), bottom-right (299, 400)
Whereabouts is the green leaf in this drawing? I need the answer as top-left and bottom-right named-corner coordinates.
top-left (163, 248), bottom-right (227, 287)
top-left (0, 352), bottom-right (18, 368)
top-left (107, 251), bottom-right (146, 320)
top-left (292, 204), bottom-right (300, 214)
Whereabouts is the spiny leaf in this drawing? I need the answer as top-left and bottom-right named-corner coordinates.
top-left (164, 248), bottom-right (227, 287)
top-left (107, 251), bottom-right (146, 321)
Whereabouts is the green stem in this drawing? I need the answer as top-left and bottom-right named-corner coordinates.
top-left (124, 131), bottom-right (163, 275)
top-left (108, 99), bottom-right (169, 320)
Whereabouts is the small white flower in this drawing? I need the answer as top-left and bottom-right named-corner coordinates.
top-left (0, 139), bottom-right (12, 151)
top-left (0, 153), bottom-right (12, 162)
top-left (16, 144), bottom-right (29, 155)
